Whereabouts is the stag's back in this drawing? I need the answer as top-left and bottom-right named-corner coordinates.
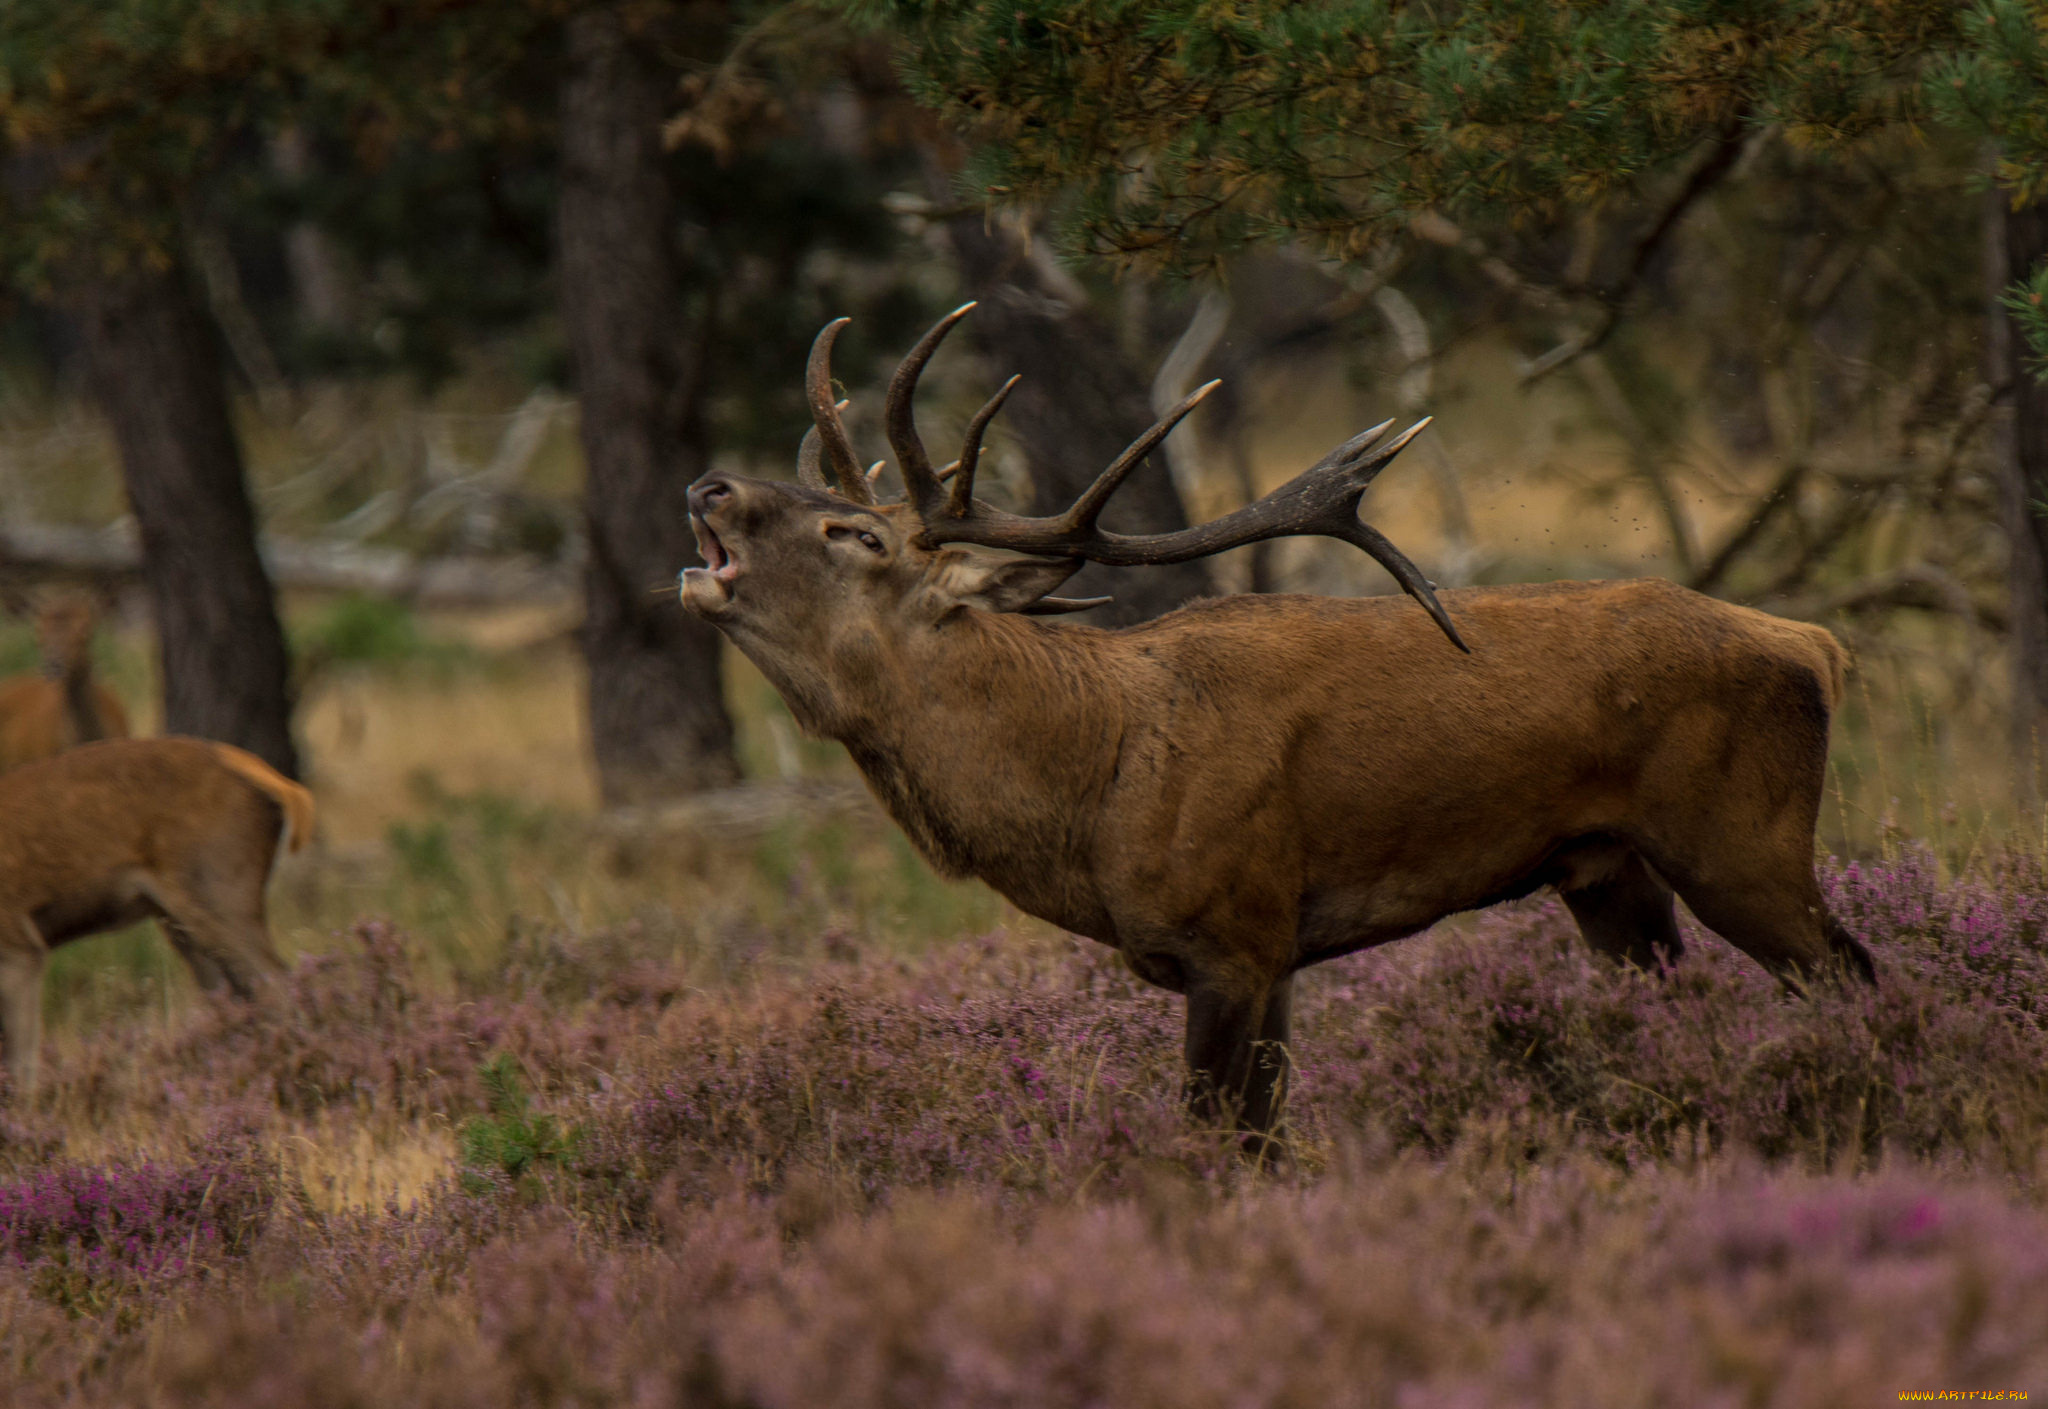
top-left (1095, 577), bottom-right (1846, 917)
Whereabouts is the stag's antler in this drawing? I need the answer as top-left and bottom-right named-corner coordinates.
top-left (799, 318), bottom-right (877, 504)
top-left (803, 306), bottom-right (1467, 650)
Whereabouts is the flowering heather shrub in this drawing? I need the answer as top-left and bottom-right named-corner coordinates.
top-left (34, 920), bottom-right (679, 1136)
top-left (1827, 847), bottom-right (2048, 1027)
top-left (52, 1160), bottom-right (2048, 1408)
top-left (1293, 854), bottom-right (2048, 1173)
top-left (569, 935), bottom-right (1199, 1222)
top-left (0, 1150), bottom-right (272, 1315)
top-left (4, 848), bottom-right (2047, 1403)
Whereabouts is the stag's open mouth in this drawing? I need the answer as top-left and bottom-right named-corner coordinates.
top-left (681, 514), bottom-right (742, 607)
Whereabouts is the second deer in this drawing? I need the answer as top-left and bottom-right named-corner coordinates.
top-left (0, 593), bottom-right (130, 771)
top-left (0, 737), bottom-right (313, 1098)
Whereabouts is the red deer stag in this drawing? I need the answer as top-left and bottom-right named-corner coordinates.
top-left (0, 594), bottom-right (130, 770)
top-left (678, 306), bottom-right (1875, 1144)
top-left (0, 737), bottom-right (312, 1097)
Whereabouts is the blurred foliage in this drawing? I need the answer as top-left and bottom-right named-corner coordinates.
top-left (844, 0), bottom-right (1960, 265)
top-left (2005, 261), bottom-right (2048, 375)
top-left (1931, 0), bottom-right (2048, 370)
top-left (1929, 0), bottom-right (2048, 207)
top-left (0, 0), bottom-right (548, 284)
top-left (849, 0), bottom-right (2048, 377)
top-left (293, 596), bottom-right (478, 677)
top-left (0, 0), bottom-right (931, 453)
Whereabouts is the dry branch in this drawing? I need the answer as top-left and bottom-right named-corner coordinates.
top-left (0, 520), bottom-right (576, 607)
top-left (1762, 564), bottom-right (2005, 632)
top-left (594, 777), bottom-right (876, 838)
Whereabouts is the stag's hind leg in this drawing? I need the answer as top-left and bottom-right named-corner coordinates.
top-left (1645, 835), bottom-right (1874, 990)
top-left (1558, 847), bottom-right (1684, 973)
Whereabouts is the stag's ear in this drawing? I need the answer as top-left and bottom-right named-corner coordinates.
top-left (930, 551), bottom-right (1083, 615)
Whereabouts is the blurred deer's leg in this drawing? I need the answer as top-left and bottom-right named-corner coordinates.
top-left (160, 919), bottom-right (230, 995)
top-left (154, 886), bottom-right (284, 1002)
top-left (0, 917), bottom-right (48, 1098)
top-left (1560, 849), bottom-right (1684, 973)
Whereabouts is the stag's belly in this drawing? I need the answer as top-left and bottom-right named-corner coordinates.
top-left (1291, 829), bottom-right (1628, 967)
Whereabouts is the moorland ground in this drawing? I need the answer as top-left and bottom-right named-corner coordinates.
top-left (2, 604), bottom-right (2045, 1405)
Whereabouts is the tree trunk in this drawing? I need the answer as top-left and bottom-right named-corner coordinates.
top-left (558, 7), bottom-right (738, 805)
top-left (75, 260), bottom-right (300, 777)
top-left (2000, 196), bottom-right (2048, 795)
top-left (943, 218), bottom-right (1213, 623)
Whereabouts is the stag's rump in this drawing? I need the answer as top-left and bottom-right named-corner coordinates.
top-left (1107, 577), bottom-right (1846, 961)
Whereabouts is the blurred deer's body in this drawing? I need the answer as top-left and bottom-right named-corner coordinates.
top-left (681, 309), bottom-right (1875, 1144)
top-left (0, 737), bottom-right (312, 1097)
top-left (0, 596), bottom-right (129, 770)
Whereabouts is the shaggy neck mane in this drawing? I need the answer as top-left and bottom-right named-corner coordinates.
top-left (829, 611), bottom-right (1121, 896)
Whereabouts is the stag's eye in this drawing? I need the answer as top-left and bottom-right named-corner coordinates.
top-left (827, 524), bottom-right (887, 556)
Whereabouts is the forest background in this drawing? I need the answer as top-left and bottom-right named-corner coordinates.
top-left (6, 3), bottom-right (2048, 1401)
top-left (7, 0), bottom-right (2048, 845)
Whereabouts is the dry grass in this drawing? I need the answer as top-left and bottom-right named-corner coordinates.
top-left (299, 639), bottom-right (597, 843)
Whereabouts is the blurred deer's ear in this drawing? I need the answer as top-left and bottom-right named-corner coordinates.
top-left (0, 584), bottom-right (33, 621)
top-left (929, 551), bottom-right (1083, 615)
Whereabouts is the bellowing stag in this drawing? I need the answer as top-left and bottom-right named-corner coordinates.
top-left (679, 306), bottom-right (1875, 1144)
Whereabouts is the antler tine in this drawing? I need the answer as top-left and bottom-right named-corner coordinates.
top-left (806, 318), bottom-right (875, 505)
top-left (1060, 379), bottom-right (1220, 533)
top-left (1337, 518), bottom-right (1467, 651)
top-left (796, 398), bottom-right (852, 492)
top-left (1342, 416), bottom-right (1433, 486)
top-left (797, 426), bottom-right (827, 491)
top-left (1320, 417), bottom-right (1399, 467)
top-left (947, 373), bottom-right (1021, 518)
top-left (884, 302), bottom-right (977, 516)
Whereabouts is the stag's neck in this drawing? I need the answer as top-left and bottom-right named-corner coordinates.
top-left (827, 612), bottom-right (1122, 930)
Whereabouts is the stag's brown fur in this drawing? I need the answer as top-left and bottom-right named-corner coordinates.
top-left (0, 596), bottom-right (130, 770)
top-left (682, 473), bottom-right (1873, 1142)
top-left (0, 737), bottom-right (311, 1096)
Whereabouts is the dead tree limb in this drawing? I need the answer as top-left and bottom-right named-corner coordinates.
top-left (0, 520), bottom-right (576, 607)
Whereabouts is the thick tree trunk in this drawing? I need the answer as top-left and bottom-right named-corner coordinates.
top-left (943, 218), bottom-right (1213, 624)
top-left (2000, 198), bottom-right (2048, 794)
top-left (559, 7), bottom-right (738, 805)
top-left (75, 261), bottom-right (300, 776)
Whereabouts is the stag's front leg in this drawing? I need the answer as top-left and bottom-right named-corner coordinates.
top-left (1183, 971), bottom-right (1292, 1156)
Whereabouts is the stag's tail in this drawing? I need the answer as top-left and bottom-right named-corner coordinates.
top-left (207, 742), bottom-right (315, 854)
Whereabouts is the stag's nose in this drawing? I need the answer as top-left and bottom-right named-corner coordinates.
top-left (688, 478), bottom-right (733, 517)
